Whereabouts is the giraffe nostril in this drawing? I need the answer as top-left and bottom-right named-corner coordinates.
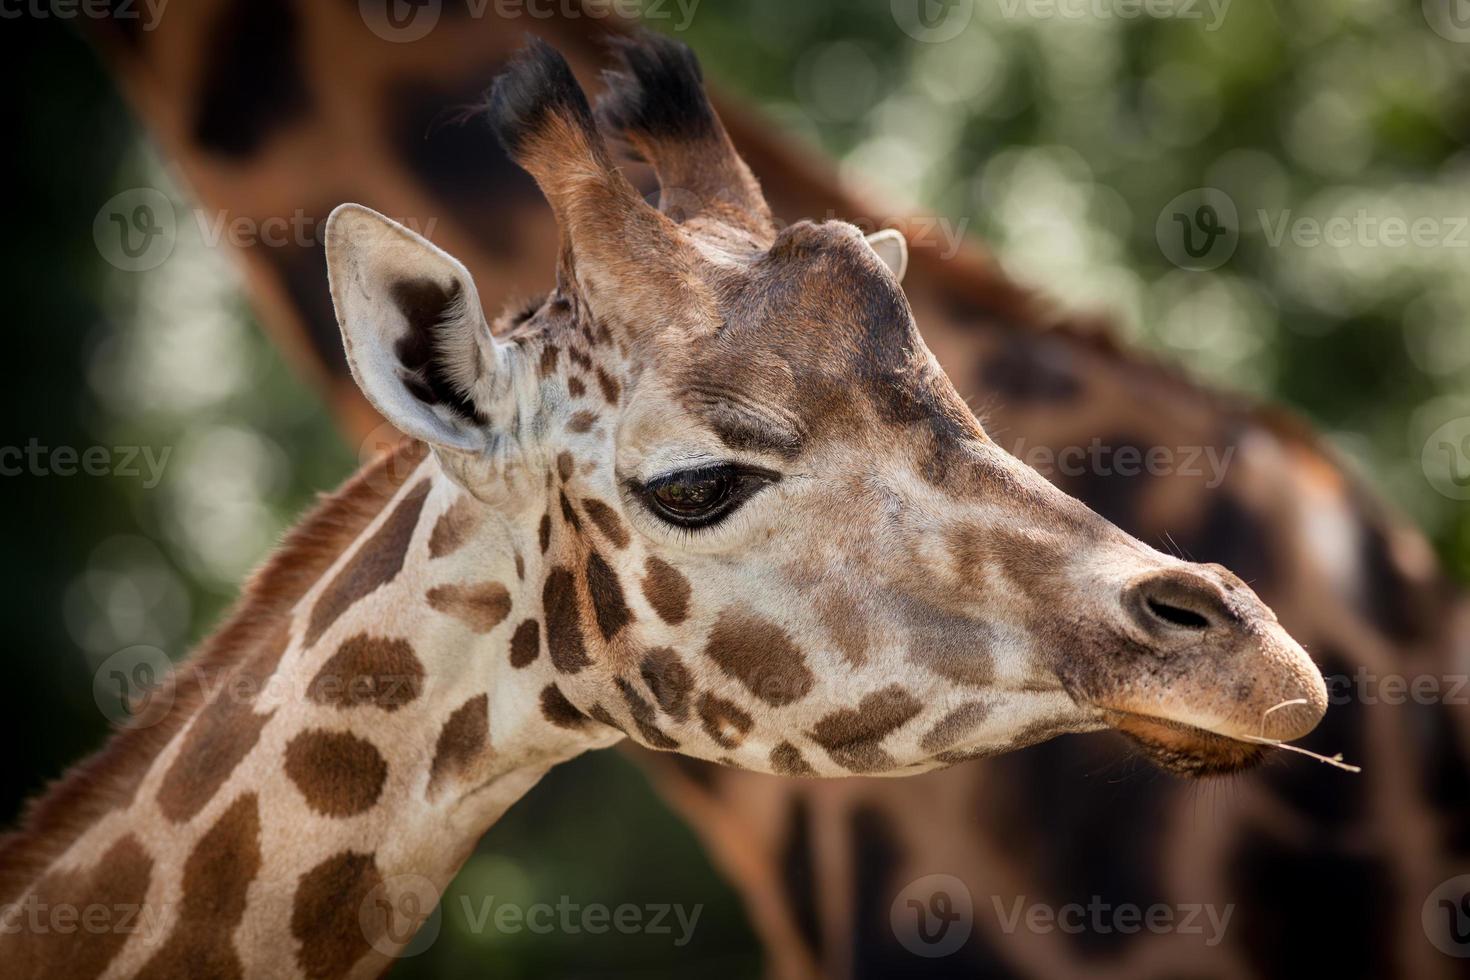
top-left (1124, 569), bottom-right (1234, 639)
top-left (1144, 597), bottom-right (1210, 630)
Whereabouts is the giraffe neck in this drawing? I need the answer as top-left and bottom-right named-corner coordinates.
top-left (1, 441), bottom-right (619, 979)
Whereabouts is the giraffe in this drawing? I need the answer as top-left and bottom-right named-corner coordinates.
top-left (0, 32), bottom-right (1333, 978)
top-left (40, 3), bottom-right (1470, 978)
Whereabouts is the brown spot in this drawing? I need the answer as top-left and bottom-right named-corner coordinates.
top-left (540, 685), bottom-right (592, 729)
top-left (156, 624), bottom-right (291, 823)
top-left (640, 648), bottom-right (692, 721)
top-left (588, 703), bottom-right (622, 731)
top-left (538, 344), bottom-right (560, 377)
top-left (641, 557), bottom-right (691, 625)
top-left (559, 491), bottom-right (582, 532)
top-left (616, 678), bottom-right (680, 749)
top-left (903, 604), bottom-right (998, 688)
top-left (819, 594), bottom-right (871, 667)
top-left (307, 634), bottom-right (425, 712)
top-left (135, 793), bottom-right (261, 980)
top-left (585, 550), bottom-right (632, 640)
top-left (544, 566), bottom-right (591, 673)
top-left (428, 494), bottom-right (481, 559)
top-left (704, 611), bottom-right (813, 706)
top-left (538, 512), bottom-right (552, 553)
top-left (427, 581), bottom-right (513, 633)
top-left (770, 741), bottom-right (815, 776)
top-left (284, 730), bottom-right (388, 817)
top-left (514, 553), bottom-right (525, 579)
top-left (428, 694), bottom-right (490, 797)
top-left (568, 409), bottom-right (598, 433)
top-left (291, 851), bottom-right (382, 979)
top-left (568, 347), bottom-right (592, 371)
top-left (809, 685), bottom-right (922, 773)
top-left (596, 367), bottom-right (621, 403)
top-left (581, 499), bottom-right (630, 549)
top-left (5, 834), bottom-right (153, 979)
top-left (921, 701), bottom-right (990, 753)
top-left (697, 692), bottom-right (753, 749)
top-left (568, 376), bottom-right (587, 398)
top-left (305, 480), bottom-right (431, 646)
top-left (556, 451), bottom-right (575, 481)
top-left (509, 619), bottom-right (540, 668)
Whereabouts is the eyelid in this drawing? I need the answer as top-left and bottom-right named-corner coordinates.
top-left (637, 461), bottom-right (782, 490)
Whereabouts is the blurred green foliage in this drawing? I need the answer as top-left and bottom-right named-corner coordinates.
top-left (4, 1), bottom-right (1469, 976)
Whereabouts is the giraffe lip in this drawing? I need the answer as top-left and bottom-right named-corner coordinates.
top-left (1100, 709), bottom-right (1267, 777)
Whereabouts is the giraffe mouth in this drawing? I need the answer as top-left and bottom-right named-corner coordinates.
top-left (1101, 709), bottom-right (1267, 777)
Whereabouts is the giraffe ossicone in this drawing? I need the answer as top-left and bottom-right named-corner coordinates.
top-left (2, 31), bottom-right (1328, 978)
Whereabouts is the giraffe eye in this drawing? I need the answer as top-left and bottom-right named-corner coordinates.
top-left (638, 464), bottom-right (777, 529)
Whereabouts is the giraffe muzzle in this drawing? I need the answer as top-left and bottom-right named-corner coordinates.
top-left (1060, 561), bottom-right (1328, 775)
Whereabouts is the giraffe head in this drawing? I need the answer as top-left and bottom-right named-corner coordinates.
top-left (324, 33), bottom-right (1326, 778)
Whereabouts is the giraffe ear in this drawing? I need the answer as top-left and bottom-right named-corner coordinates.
top-left (326, 204), bottom-right (511, 454)
top-left (865, 229), bottom-right (908, 282)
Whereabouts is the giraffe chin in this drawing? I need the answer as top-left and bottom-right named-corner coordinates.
top-left (1102, 710), bottom-right (1267, 777)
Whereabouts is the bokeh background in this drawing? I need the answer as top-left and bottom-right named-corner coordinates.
top-left (4, 1), bottom-right (1469, 976)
